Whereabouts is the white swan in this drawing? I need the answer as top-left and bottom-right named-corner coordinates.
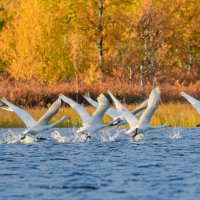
top-left (60, 94), bottom-right (118, 141)
top-left (0, 97), bottom-right (69, 138)
top-left (181, 92), bottom-right (200, 114)
top-left (108, 87), bottom-right (168, 139)
top-left (83, 93), bottom-right (148, 126)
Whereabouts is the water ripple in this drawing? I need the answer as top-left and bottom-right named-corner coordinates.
top-left (0, 128), bottom-right (200, 200)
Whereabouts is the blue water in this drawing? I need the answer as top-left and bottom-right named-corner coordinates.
top-left (0, 128), bottom-right (200, 200)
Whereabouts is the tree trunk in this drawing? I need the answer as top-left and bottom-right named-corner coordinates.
top-left (186, 43), bottom-right (192, 71)
top-left (140, 64), bottom-right (146, 98)
top-left (98, 2), bottom-right (104, 72)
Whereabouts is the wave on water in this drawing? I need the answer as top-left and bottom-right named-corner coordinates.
top-left (169, 128), bottom-right (182, 139)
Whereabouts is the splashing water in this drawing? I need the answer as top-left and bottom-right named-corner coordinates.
top-left (100, 129), bottom-right (121, 142)
top-left (51, 131), bottom-right (70, 143)
top-left (169, 128), bottom-right (182, 139)
top-left (20, 135), bottom-right (37, 144)
top-left (0, 129), bottom-right (38, 144)
top-left (71, 132), bottom-right (89, 143)
top-left (0, 129), bottom-right (23, 144)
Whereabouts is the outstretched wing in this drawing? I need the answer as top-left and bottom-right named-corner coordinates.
top-left (83, 93), bottom-right (98, 108)
top-left (0, 97), bottom-right (36, 128)
top-left (107, 91), bottom-right (139, 128)
top-left (181, 92), bottom-right (200, 114)
top-left (83, 93), bottom-right (120, 119)
top-left (36, 97), bottom-right (62, 127)
top-left (131, 99), bottom-right (148, 115)
top-left (60, 94), bottom-right (91, 125)
top-left (92, 94), bottom-right (110, 122)
top-left (138, 87), bottom-right (160, 127)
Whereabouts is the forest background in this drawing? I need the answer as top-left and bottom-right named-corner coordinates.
top-left (0, 0), bottom-right (199, 107)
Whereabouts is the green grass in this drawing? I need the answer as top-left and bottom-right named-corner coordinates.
top-left (0, 103), bottom-right (199, 128)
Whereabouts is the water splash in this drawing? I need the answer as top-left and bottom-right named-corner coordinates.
top-left (128, 133), bottom-right (145, 143)
top-left (134, 134), bottom-right (145, 141)
top-left (0, 129), bottom-right (37, 144)
top-left (71, 132), bottom-right (89, 143)
top-left (51, 131), bottom-right (70, 143)
top-left (169, 128), bottom-right (182, 139)
top-left (100, 129), bottom-right (121, 142)
top-left (20, 135), bottom-right (37, 144)
top-left (0, 129), bottom-right (21, 144)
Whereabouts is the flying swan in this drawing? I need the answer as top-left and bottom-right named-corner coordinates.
top-left (60, 94), bottom-right (118, 141)
top-left (0, 97), bottom-right (69, 139)
top-left (181, 91), bottom-right (200, 127)
top-left (83, 93), bottom-right (148, 126)
top-left (108, 87), bottom-right (168, 139)
top-left (181, 92), bottom-right (200, 114)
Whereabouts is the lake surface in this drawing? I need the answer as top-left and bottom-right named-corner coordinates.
top-left (0, 127), bottom-right (200, 200)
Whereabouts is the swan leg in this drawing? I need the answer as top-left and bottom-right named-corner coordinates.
top-left (132, 128), bottom-right (138, 140)
top-left (83, 133), bottom-right (91, 142)
top-left (20, 134), bottom-right (26, 140)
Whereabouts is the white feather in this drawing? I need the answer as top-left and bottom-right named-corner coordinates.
top-left (181, 91), bottom-right (200, 114)
top-left (60, 94), bottom-right (110, 134)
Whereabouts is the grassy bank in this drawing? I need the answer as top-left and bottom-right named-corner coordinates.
top-left (0, 103), bottom-right (199, 128)
top-left (0, 78), bottom-right (200, 106)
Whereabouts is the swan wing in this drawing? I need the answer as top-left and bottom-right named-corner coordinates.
top-left (181, 92), bottom-right (200, 114)
top-left (36, 97), bottom-right (62, 127)
top-left (0, 97), bottom-right (36, 128)
top-left (131, 99), bottom-right (148, 115)
top-left (138, 87), bottom-right (160, 127)
top-left (60, 94), bottom-right (91, 125)
top-left (83, 93), bottom-right (120, 119)
top-left (107, 91), bottom-right (139, 128)
top-left (92, 94), bottom-right (110, 121)
top-left (83, 93), bottom-right (98, 108)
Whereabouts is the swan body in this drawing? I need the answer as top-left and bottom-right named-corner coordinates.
top-left (20, 135), bottom-right (37, 144)
top-left (108, 87), bottom-right (169, 137)
top-left (83, 93), bottom-right (148, 126)
top-left (0, 97), bottom-right (68, 137)
top-left (60, 94), bottom-right (115, 136)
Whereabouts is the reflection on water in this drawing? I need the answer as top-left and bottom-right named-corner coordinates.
top-left (0, 127), bottom-right (200, 200)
